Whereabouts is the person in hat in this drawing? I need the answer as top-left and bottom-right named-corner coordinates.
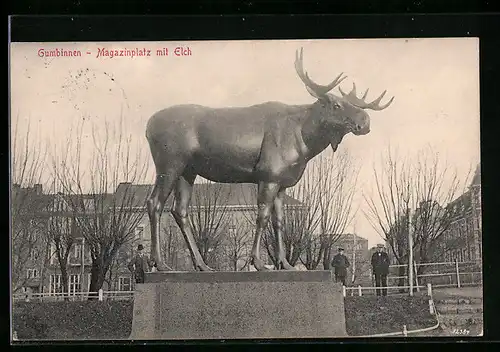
top-left (371, 244), bottom-right (390, 296)
top-left (127, 244), bottom-right (155, 284)
top-left (330, 247), bottom-right (350, 286)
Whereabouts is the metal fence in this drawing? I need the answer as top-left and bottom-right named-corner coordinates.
top-left (342, 259), bottom-right (482, 296)
top-left (12, 289), bottom-right (134, 302)
top-left (386, 259), bottom-right (482, 289)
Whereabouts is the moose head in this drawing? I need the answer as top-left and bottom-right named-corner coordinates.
top-left (294, 47), bottom-right (394, 143)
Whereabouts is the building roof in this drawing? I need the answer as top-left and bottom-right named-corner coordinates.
top-left (471, 164), bottom-right (481, 186)
top-left (114, 182), bottom-right (305, 208)
top-left (12, 184), bottom-right (53, 216)
top-left (335, 233), bottom-right (369, 242)
top-left (13, 181), bottom-right (305, 215)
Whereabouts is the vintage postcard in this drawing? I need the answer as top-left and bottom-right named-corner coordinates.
top-left (10, 38), bottom-right (482, 340)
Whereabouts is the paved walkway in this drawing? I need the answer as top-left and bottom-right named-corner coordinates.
top-left (432, 286), bottom-right (483, 299)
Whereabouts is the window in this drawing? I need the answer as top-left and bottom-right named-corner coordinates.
top-left (60, 217), bottom-right (73, 235)
top-left (49, 274), bottom-right (62, 295)
top-left (26, 268), bottom-right (39, 279)
top-left (74, 243), bottom-right (82, 259)
top-left (69, 274), bottom-right (81, 295)
top-left (135, 225), bottom-right (145, 239)
top-left (118, 276), bottom-right (132, 291)
top-left (49, 243), bottom-right (57, 265)
top-left (29, 247), bottom-right (40, 261)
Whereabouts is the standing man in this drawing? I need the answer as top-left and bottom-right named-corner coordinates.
top-left (371, 244), bottom-right (390, 296)
top-left (331, 247), bottom-right (350, 286)
top-left (128, 244), bottom-right (154, 285)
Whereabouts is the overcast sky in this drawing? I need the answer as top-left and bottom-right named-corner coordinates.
top-left (10, 38), bottom-right (480, 247)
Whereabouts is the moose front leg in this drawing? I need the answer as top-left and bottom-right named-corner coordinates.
top-left (272, 188), bottom-right (296, 270)
top-left (250, 182), bottom-right (280, 271)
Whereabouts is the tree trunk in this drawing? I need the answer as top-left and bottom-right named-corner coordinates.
top-left (60, 264), bottom-right (70, 301)
top-left (38, 240), bottom-right (51, 293)
top-left (397, 265), bottom-right (406, 293)
top-left (88, 260), bottom-right (108, 299)
top-left (233, 252), bottom-right (238, 271)
top-left (322, 243), bottom-right (332, 270)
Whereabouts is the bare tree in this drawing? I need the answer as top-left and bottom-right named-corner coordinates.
top-left (188, 179), bottom-right (232, 270)
top-left (161, 225), bottom-right (184, 270)
top-left (411, 151), bottom-right (473, 273)
top-left (45, 190), bottom-right (77, 296)
top-left (11, 116), bottom-right (49, 293)
top-left (52, 117), bottom-right (150, 294)
top-left (296, 149), bottom-right (359, 270)
top-left (364, 146), bottom-right (472, 285)
top-left (223, 223), bottom-right (253, 271)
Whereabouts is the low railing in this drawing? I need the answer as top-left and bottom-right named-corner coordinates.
top-left (343, 284), bottom-right (428, 297)
top-left (12, 289), bottom-right (134, 302)
top-left (384, 260), bottom-right (482, 289)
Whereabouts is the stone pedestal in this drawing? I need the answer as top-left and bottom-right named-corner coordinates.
top-left (129, 270), bottom-right (347, 340)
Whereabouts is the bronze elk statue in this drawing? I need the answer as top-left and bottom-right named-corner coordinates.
top-left (145, 47), bottom-right (394, 271)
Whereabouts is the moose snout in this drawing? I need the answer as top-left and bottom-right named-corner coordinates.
top-left (351, 119), bottom-right (370, 135)
top-left (351, 111), bottom-right (370, 135)
top-left (353, 123), bottom-right (370, 135)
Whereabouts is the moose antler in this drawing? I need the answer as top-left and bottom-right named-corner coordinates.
top-left (339, 83), bottom-right (394, 111)
top-left (295, 47), bottom-right (347, 97)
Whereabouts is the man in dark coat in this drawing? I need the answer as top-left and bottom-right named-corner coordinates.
top-left (128, 244), bottom-right (154, 284)
top-left (331, 247), bottom-right (350, 286)
top-left (371, 244), bottom-right (390, 296)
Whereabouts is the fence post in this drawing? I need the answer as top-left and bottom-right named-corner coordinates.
top-left (427, 283), bottom-right (433, 298)
top-left (414, 262), bottom-right (420, 292)
top-left (455, 260), bottom-right (461, 288)
top-left (428, 298), bottom-right (435, 314)
top-left (403, 325), bottom-right (408, 337)
top-left (358, 285), bottom-right (362, 296)
top-left (98, 289), bottom-right (103, 301)
top-left (342, 285), bottom-right (346, 297)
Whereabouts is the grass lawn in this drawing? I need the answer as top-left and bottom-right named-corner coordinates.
top-left (12, 301), bottom-right (133, 340)
top-left (12, 296), bottom-right (436, 339)
top-left (344, 296), bottom-right (437, 336)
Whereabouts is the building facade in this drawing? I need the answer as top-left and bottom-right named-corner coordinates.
top-left (439, 164), bottom-right (482, 263)
top-left (12, 182), bottom-right (306, 294)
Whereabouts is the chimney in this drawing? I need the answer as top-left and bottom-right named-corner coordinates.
top-left (33, 184), bottom-right (43, 195)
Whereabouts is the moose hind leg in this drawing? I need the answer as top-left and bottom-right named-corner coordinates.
top-left (171, 173), bottom-right (214, 272)
top-left (147, 172), bottom-right (179, 272)
top-left (272, 189), bottom-right (296, 270)
top-left (250, 182), bottom-right (280, 271)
